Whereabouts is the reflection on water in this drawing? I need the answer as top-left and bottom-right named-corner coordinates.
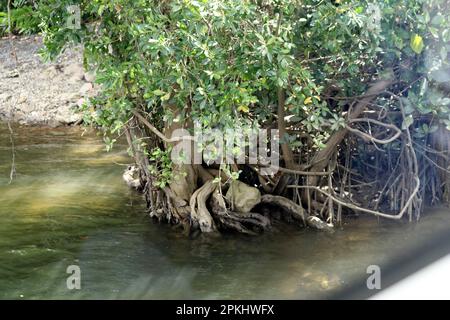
top-left (0, 123), bottom-right (450, 299)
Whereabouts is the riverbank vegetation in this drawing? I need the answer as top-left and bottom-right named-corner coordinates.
top-left (27, 0), bottom-right (450, 234)
top-left (0, 1), bottom-right (40, 36)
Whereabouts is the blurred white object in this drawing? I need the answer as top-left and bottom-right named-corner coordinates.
top-left (371, 254), bottom-right (450, 300)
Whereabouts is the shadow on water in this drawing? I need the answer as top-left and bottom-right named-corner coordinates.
top-left (0, 123), bottom-right (449, 299)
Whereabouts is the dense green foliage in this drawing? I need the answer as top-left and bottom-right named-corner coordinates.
top-left (36, 0), bottom-right (450, 149)
top-left (0, 1), bottom-right (40, 36)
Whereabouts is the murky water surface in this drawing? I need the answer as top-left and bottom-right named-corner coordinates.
top-left (0, 123), bottom-right (449, 299)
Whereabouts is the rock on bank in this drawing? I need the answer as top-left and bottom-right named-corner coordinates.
top-left (0, 35), bottom-right (96, 126)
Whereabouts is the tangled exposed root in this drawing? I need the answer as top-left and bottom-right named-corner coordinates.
top-left (189, 181), bottom-right (217, 232)
top-left (210, 188), bottom-right (271, 235)
top-left (122, 80), bottom-right (450, 235)
top-left (188, 180), bottom-right (271, 234)
top-left (144, 177), bottom-right (331, 235)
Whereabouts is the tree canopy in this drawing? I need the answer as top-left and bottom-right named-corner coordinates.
top-left (33, 0), bottom-right (450, 233)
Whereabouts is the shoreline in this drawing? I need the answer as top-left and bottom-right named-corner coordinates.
top-left (0, 35), bottom-right (96, 127)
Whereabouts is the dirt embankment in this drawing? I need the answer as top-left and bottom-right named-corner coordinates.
top-left (0, 35), bottom-right (96, 126)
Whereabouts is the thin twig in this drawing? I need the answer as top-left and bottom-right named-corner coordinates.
top-left (287, 178), bottom-right (420, 220)
top-left (132, 110), bottom-right (195, 143)
top-left (346, 118), bottom-right (402, 145)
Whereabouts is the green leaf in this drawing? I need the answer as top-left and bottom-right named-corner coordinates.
top-left (410, 34), bottom-right (424, 54)
top-left (98, 5), bottom-right (106, 15)
top-left (153, 89), bottom-right (165, 96)
top-left (401, 97), bottom-right (415, 115)
top-left (237, 105), bottom-right (249, 113)
top-left (402, 115), bottom-right (414, 129)
top-left (161, 92), bottom-right (171, 101)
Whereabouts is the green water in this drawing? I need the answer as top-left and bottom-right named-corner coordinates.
top-left (0, 123), bottom-right (450, 299)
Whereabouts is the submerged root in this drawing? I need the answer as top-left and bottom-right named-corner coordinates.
top-left (260, 194), bottom-right (306, 224)
top-left (188, 179), bottom-right (272, 234)
top-left (260, 194), bottom-right (332, 231)
top-left (305, 216), bottom-right (334, 232)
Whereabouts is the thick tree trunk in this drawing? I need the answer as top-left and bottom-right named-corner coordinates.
top-left (308, 78), bottom-right (394, 180)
